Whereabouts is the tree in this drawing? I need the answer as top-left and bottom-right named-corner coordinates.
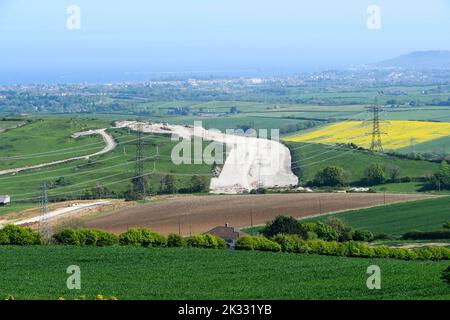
top-left (261, 215), bottom-right (308, 239)
top-left (123, 185), bottom-right (142, 201)
top-left (190, 175), bottom-right (209, 193)
top-left (313, 166), bottom-right (349, 187)
top-left (431, 161), bottom-right (450, 190)
top-left (384, 165), bottom-right (401, 182)
top-left (324, 217), bottom-right (354, 242)
top-left (364, 164), bottom-right (386, 185)
top-left (163, 175), bottom-right (177, 194)
top-left (229, 106), bottom-right (239, 114)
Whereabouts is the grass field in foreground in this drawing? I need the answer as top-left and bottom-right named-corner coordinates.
top-left (302, 197), bottom-right (450, 236)
top-left (0, 246), bottom-right (448, 300)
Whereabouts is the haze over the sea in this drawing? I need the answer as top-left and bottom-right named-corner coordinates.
top-left (0, 0), bottom-right (449, 83)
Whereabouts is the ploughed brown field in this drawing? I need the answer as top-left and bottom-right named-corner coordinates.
top-left (83, 193), bottom-right (434, 235)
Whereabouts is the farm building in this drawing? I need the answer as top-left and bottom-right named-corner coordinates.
top-left (0, 195), bottom-right (11, 206)
top-left (205, 223), bottom-right (247, 249)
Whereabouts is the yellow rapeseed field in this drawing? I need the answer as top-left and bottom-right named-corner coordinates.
top-left (283, 120), bottom-right (450, 150)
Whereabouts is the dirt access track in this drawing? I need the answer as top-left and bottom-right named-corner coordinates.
top-left (83, 193), bottom-right (434, 236)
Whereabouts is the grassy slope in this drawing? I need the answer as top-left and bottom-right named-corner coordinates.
top-left (0, 117), bottom-right (109, 170)
top-left (0, 120), bottom-right (25, 131)
top-left (302, 197), bottom-right (450, 235)
top-left (287, 142), bottom-right (439, 183)
top-left (396, 135), bottom-right (450, 154)
top-left (0, 128), bottom-right (211, 210)
top-left (0, 246), bottom-right (448, 300)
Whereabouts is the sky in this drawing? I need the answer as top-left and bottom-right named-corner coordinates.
top-left (0, 0), bottom-right (449, 83)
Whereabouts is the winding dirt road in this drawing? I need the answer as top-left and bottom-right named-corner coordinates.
top-left (0, 129), bottom-right (116, 176)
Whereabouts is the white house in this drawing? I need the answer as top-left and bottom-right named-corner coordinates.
top-left (0, 195), bottom-right (11, 206)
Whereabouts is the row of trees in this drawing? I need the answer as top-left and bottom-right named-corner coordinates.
top-left (125, 174), bottom-right (210, 201)
top-left (310, 163), bottom-right (399, 187)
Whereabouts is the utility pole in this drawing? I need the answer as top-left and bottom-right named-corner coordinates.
top-left (250, 208), bottom-right (254, 234)
top-left (38, 183), bottom-right (51, 243)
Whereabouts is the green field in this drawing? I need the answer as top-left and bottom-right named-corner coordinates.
top-left (303, 197), bottom-right (450, 236)
top-left (0, 117), bottom-right (109, 170)
top-left (0, 246), bottom-right (448, 300)
top-left (0, 120), bottom-right (25, 131)
top-left (0, 122), bottom-right (212, 210)
top-left (243, 196), bottom-right (450, 236)
top-left (288, 142), bottom-right (440, 183)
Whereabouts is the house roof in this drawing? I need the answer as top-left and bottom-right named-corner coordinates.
top-left (205, 225), bottom-right (247, 241)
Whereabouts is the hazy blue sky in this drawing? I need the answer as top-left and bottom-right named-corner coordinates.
top-left (0, 0), bottom-right (449, 83)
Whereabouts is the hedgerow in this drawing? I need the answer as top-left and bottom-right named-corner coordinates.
top-left (118, 228), bottom-right (166, 247)
top-left (401, 230), bottom-right (450, 240)
top-left (53, 228), bottom-right (119, 246)
top-left (185, 234), bottom-right (226, 249)
top-left (235, 236), bottom-right (282, 252)
top-left (264, 234), bottom-right (450, 261)
top-left (167, 234), bottom-right (187, 247)
top-left (0, 225), bottom-right (43, 245)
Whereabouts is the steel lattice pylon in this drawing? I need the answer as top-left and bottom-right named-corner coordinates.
top-left (367, 105), bottom-right (385, 152)
top-left (38, 182), bottom-right (52, 243)
top-left (134, 123), bottom-right (147, 197)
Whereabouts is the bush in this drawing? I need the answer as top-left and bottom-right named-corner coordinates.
top-left (442, 266), bottom-right (450, 286)
top-left (235, 236), bottom-right (281, 252)
top-left (343, 241), bottom-right (376, 258)
top-left (53, 228), bottom-right (118, 246)
top-left (363, 164), bottom-right (386, 185)
top-left (414, 247), bottom-right (450, 261)
top-left (313, 166), bottom-right (349, 187)
top-left (324, 217), bottom-right (355, 242)
top-left (53, 228), bottom-right (80, 245)
top-left (95, 230), bottom-right (119, 246)
top-left (167, 234), bottom-right (186, 247)
top-left (315, 222), bottom-right (339, 241)
top-left (372, 233), bottom-right (394, 241)
top-left (241, 233), bottom-right (450, 261)
top-left (262, 215), bottom-right (308, 239)
top-left (352, 229), bottom-right (374, 242)
top-left (443, 221), bottom-right (450, 229)
top-left (272, 234), bottom-right (303, 253)
top-left (119, 228), bottom-right (166, 247)
top-left (77, 229), bottom-right (99, 246)
top-left (186, 234), bottom-right (226, 249)
top-left (401, 230), bottom-right (450, 240)
top-left (0, 225), bottom-right (43, 245)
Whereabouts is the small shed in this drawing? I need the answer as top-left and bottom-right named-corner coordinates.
top-left (0, 195), bottom-right (11, 206)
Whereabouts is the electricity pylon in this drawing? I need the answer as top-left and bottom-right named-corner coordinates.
top-left (133, 123), bottom-right (146, 197)
top-left (38, 182), bottom-right (51, 243)
top-left (367, 104), bottom-right (386, 152)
